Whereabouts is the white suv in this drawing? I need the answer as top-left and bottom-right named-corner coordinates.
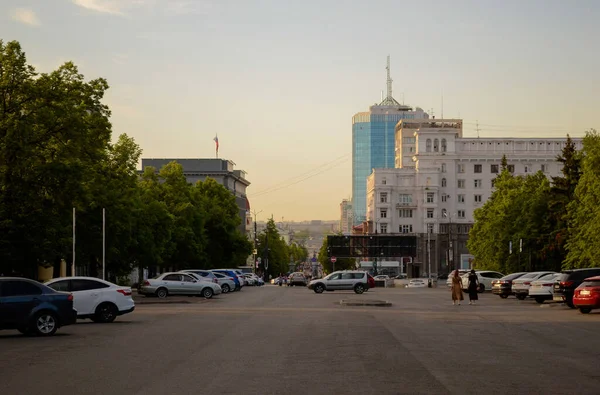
top-left (45, 277), bottom-right (135, 323)
top-left (308, 271), bottom-right (370, 294)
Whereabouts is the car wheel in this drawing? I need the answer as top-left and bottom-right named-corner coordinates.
top-left (92, 302), bottom-right (118, 323)
top-left (500, 295), bottom-right (508, 299)
top-left (156, 288), bottom-right (168, 298)
top-left (535, 297), bottom-right (546, 304)
top-left (221, 284), bottom-right (230, 293)
top-left (516, 294), bottom-right (526, 300)
top-left (32, 311), bottom-right (58, 336)
top-left (354, 284), bottom-right (365, 294)
top-left (579, 307), bottom-right (592, 314)
top-left (314, 284), bottom-right (325, 294)
top-left (478, 284), bottom-right (485, 293)
top-left (202, 287), bottom-right (214, 299)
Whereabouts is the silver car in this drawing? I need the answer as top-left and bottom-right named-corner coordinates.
top-left (308, 271), bottom-right (370, 294)
top-left (139, 272), bottom-right (222, 299)
top-left (211, 272), bottom-right (237, 293)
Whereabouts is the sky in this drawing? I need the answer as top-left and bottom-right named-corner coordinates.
top-left (2, 0), bottom-right (599, 222)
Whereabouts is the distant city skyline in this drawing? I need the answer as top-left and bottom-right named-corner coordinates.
top-left (2, 0), bottom-right (598, 221)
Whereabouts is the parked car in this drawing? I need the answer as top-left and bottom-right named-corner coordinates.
top-left (553, 268), bottom-right (600, 308)
top-left (511, 272), bottom-right (556, 300)
top-left (211, 272), bottom-right (237, 293)
top-left (573, 276), bottom-right (600, 314)
top-left (407, 279), bottom-right (427, 288)
top-left (367, 273), bottom-right (375, 289)
top-left (139, 272), bottom-right (222, 299)
top-left (308, 271), bottom-right (370, 294)
top-left (45, 277), bottom-right (135, 323)
top-left (213, 269), bottom-right (243, 290)
top-left (244, 273), bottom-right (263, 286)
top-left (0, 277), bottom-right (77, 336)
top-left (180, 270), bottom-right (219, 285)
top-left (492, 272), bottom-right (527, 298)
top-left (461, 271), bottom-right (505, 292)
top-left (446, 270), bottom-right (469, 288)
top-left (528, 273), bottom-right (561, 304)
top-left (288, 272), bottom-right (308, 287)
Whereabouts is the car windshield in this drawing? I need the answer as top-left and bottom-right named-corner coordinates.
top-left (518, 272), bottom-right (537, 279)
top-left (580, 280), bottom-right (600, 287)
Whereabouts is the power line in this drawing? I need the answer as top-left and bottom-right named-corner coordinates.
top-left (249, 154), bottom-right (350, 197)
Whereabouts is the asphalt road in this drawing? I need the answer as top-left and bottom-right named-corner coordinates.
top-left (1, 285), bottom-right (599, 395)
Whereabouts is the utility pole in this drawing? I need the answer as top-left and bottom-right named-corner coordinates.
top-left (102, 208), bottom-right (106, 280)
top-left (251, 209), bottom-right (263, 274)
top-left (72, 207), bottom-right (76, 277)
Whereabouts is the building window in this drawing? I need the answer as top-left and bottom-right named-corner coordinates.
top-left (427, 209), bottom-right (434, 218)
top-left (380, 209), bottom-right (387, 218)
top-left (541, 164), bottom-right (547, 172)
top-left (427, 223), bottom-right (434, 233)
top-left (434, 138), bottom-right (439, 152)
top-left (474, 194), bottom-right (482, 203)
top-left (524, 165), bottom-right (530, 173)
top-left (441, 208), bottom-right (448, 218)
top-left (441, 138), bottom-right (447, 152)
top-left (399, 194), bottom-right (412, 204)
top-left (457, 164), bottom-right (465, 173)
top-left (380, 224), bottom-right (387, 234)
top-left (491, 164), bottom-right (499, 174)
top-left (399, 209), bottom-right (413, 218)
top-left (458, 179), bottom-right (465, 188)
top-left (382, 178), bottom-right (387, 185)
top-left (474, 179), bottom-right (482, 188)
top-left (403, 137), bottom-right (416, 144)
top-left (426, 192), bottom-right (434, 203)
top-left (380, 192), bottom-right (388, 203)
top-left (426, 139), bottom-right (432, 152)
top-left (458, 194), bottom-right (465, 203)
top-left (441, 178), bottom-right (447, 187)
top-left (474, 164), bottom-right (482, 173)
top-left (441, 194), bottom-right (448, 202)
top-left (441, 163), bottom-right (446, 173)
top-left (507, 164), bottom-right (515, 173)
top-left (401, 224), bottom-right (413, 234)
top-left (458, 210), bottom-right (466, 218)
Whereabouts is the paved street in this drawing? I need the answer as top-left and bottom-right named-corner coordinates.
top-left (1, 285), bottom-right (599, 395)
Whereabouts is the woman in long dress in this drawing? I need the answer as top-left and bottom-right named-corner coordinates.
top-left (451, 270), bottom-right (464, 305)
top-left (467, 269), bottom-right (479, 305)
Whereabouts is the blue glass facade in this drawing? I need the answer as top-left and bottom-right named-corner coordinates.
top-left (352, 111), bottom-right (418, 225)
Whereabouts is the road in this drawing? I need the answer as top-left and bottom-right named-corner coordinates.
top-left (1, 285), bottom-right (599, 394)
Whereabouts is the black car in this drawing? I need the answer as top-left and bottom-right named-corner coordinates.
top-left (491, 272), bottom-right (527, 298)
top-left (553, 268), bottom-right (600, 308)
top-left (0, 277), bottom-right (77, 336)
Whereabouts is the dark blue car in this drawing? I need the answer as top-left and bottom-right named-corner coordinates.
top-left (0, 277), bottom-right (77, 336)
top-left (212, 270), bottom-right (241, 291)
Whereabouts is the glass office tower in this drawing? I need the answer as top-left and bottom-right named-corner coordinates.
top-left (352, 104), bottom-right (428, 226)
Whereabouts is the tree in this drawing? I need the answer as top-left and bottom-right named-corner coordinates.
top-left (257, 218), bottom-right (289, 277)
top-left (317, 235), bottom-right (355, 274)
top-left (564, 130), bottom-right (600, 268)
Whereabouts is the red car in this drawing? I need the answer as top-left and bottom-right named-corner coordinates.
top-left (573, 275), bottom-right (600, 314)
top-left (367, 273), bottom-right (375, 289)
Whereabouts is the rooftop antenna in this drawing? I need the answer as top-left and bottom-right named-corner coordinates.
top-left (381, 90), bottom-right (384, 102)
top-left (386, 55), bottom-right (393, 100)
top-left (402, 92), bottom-right (405, 105)
top-left (476, 120), bottom-right (480, 138)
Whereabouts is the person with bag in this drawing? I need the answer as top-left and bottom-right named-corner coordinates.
top-left (467, 269), bottom-right (479, 305)
top-left (451, 270), bottom-right (464, 305)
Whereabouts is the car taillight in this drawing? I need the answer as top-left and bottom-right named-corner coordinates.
top-left (229, 277), bottom-right (235, 281)
top-left (560, 281), bottom-right (574, 288)
top-left (68, 294), bottom-right (74, 301)
top-left (213, 278), bottom-right (218, 283)
top-left (142, 280), bottom-right (150, 286)
top-left (117, 289), bottom-right (132, 296)
top-left (523, 282), bottom-right (531, 286)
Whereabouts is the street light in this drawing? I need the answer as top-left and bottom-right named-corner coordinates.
top-left (442, 210), bottom-right (457, 272)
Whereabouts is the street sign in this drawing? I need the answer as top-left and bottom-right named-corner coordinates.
top-left (331, 256), bottom-right (337, 263)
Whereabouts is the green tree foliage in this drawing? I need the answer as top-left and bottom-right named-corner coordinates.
top-left (564, 130), bottom-right (600, 268)
top-left (257, 218), bottom-right (289, 277)
top-left (0, 40), bottom-right (252, 278)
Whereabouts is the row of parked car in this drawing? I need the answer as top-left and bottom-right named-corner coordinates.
top-left (489, 267), bottom-right (600, 313)
top-left (0, 268), bottom-right (265, 337)
top-left (139, 269), bottom-right (264, 298)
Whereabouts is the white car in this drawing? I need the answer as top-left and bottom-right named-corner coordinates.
top-left (461, 271), bottom-right (505, 292)
top-left (527, 273), bottom-right (560, 303)
top-left (512, 271), bottom-right (556, 300)
top-left (446, 270), bottom-right (469, 288)
top-left (407, 279), bottom-right (427, 288)
top-left (45, 277), bottom-right (135, 323)
top-left (243, 273), bottom-right (256, 286)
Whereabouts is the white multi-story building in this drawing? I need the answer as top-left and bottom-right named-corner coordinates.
top-left (339, 199), bottom-right (353, 234)
top-left (365, 119), bottom-right (582, 275)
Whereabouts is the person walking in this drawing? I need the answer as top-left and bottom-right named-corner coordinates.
top-left (467, 269), bottom-right (479, 305)
top-left (451, 270), bottom-right (464, 305)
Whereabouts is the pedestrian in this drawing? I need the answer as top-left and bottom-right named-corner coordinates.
top-left (451, 270), bottom-right (464, 306)
top-left (467, 269), bottom-right (479, 305)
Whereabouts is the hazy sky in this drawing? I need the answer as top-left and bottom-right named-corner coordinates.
top-left (3, 0), bottom-right (599, 221)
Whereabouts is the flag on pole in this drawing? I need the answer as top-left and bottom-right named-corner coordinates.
top-left (213, 135), bottom-right (219, 158)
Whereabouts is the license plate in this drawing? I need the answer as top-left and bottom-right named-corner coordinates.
top-left (580, 290), bottom-right (590, 296)
top-left (553, 295), bottom-right (563, 301)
